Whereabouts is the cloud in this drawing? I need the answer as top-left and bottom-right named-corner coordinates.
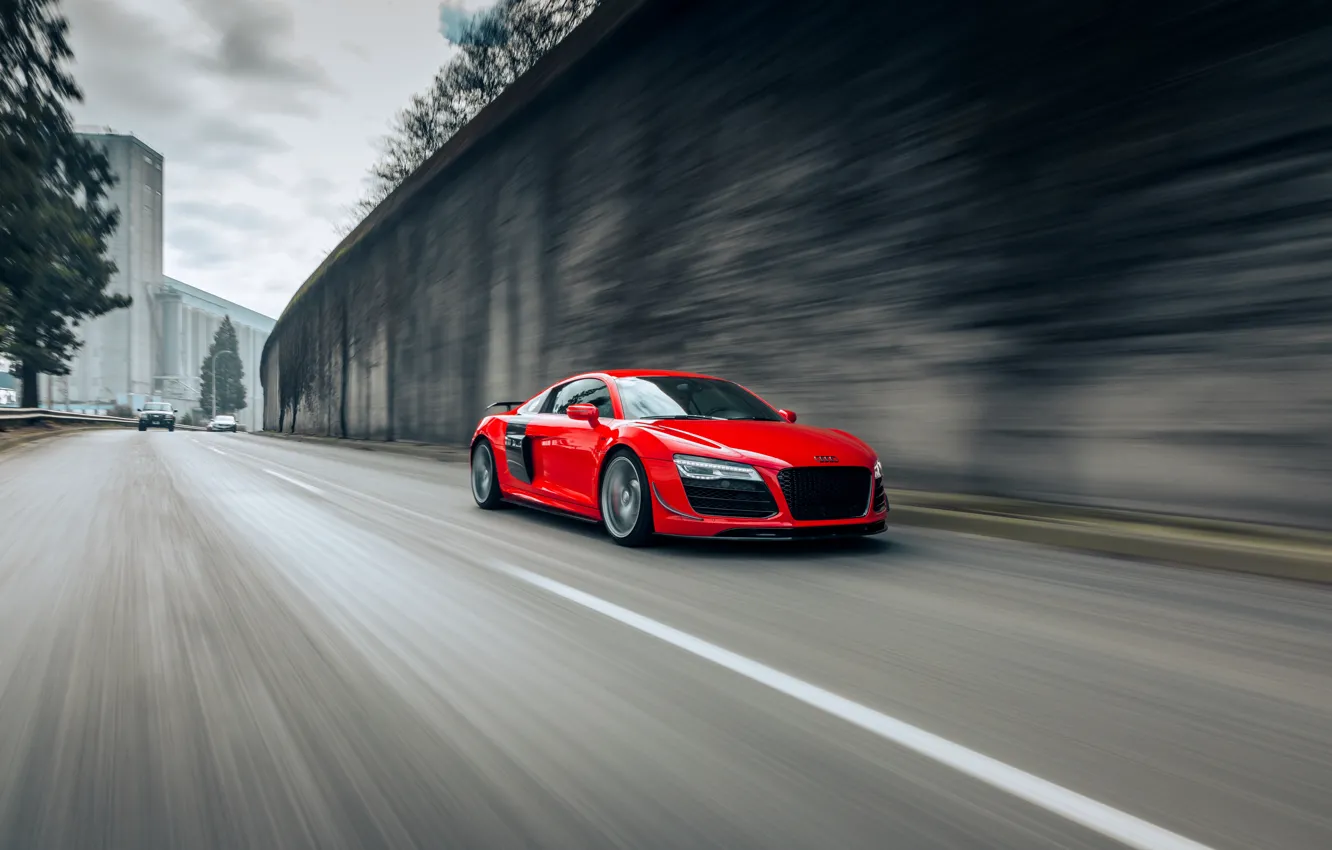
top-left (65, 0), bottom-right (318, 174)
top-left (173, 201), bottom-right (280, 233)
top-left (438, 1), bottom-right (481, 42)
top-left (62, 0), bottom-right (462, 319)
top-left (340, 40), bottom-right (371, 62)
top-left (287, 173), bottom-right (344, 221)
top-left (182, 0), bottom-right (333, 90)
top-left (64, 0), bottom-right (195, 112)
top-left (168, 224), bottom-right (236, 270)
top-left (194, 121), bottom-right (288, 153)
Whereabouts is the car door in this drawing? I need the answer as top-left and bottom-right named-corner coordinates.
top-left (526, 378), bottom-right (615, 509)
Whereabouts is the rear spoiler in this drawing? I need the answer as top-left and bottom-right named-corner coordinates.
top-left (485, 400), bottom-right (526, 411)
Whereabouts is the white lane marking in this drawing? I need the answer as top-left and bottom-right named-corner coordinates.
top-left (208, 446), bottom-right (227, 455)
top-left (494, 561), bottom-right (1217, 850)
top-left (263, 468), bottom-right (323, 495)
top-left (202, 445), bottom-right (1219, 849)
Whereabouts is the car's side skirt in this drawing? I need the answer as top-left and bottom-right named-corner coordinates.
top-left (502, 493), bottom-right (600, 524)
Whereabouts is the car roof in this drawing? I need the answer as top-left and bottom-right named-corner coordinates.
top-left (587, 369), bottom-right (723, 380)
top-left (504, 370), bottom-right (736, 409)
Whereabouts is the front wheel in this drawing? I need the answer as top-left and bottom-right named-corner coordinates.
top-left (470, 440), bottom-right (503, 509)
top-left (600, 451), bottom-right (654, 547)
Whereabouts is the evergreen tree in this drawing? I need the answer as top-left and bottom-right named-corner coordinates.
top-left (199, 316), bottom-right (247, 416)
top-left (0, 0), bottom-right (130, 406)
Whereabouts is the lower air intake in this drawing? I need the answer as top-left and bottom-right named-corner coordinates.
top-left (682, 479), bottom-right (779, 518)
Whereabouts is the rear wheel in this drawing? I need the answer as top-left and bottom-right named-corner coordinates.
top-left (470, 440), bottom-right (503, 509)
top-left (600, 450), bottom-right (654, 547)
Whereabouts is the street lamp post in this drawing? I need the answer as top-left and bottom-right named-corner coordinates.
top-left (211, 349), bottom-right (240, 421)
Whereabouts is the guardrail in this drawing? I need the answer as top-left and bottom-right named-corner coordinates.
top-left (0, 408), bottom-right (207, 430)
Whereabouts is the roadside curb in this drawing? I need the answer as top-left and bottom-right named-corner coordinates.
top-left (0, 423), bottom-right (120, 456)
top-left (246, 431), bottom-right (1331, 583)
top-left (886, 500), bottom-right (1332, 584)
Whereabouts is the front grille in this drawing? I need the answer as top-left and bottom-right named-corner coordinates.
top-left (777, 467), bottom-right (872, 521)
top-left (682, 479), bottom-right (779, 518)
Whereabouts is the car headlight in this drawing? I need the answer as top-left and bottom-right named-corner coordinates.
top-left (873, 459), bottom-right (882, 480)
top-left (673, 454), bottom-right (762, 482)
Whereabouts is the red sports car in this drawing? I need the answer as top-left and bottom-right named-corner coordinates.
top-left (468, 370), bottom-right (889, 546)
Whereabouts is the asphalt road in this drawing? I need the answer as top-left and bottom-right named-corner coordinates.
top-left (1, 430), bottom-right (1329, 850)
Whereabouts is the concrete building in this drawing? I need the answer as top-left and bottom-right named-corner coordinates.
top-left (38, 129), bottom-right (273, 430)
top-left (0, 357), bottom-right (16, 407)
top-left (152, 277), bottom-right (274, 431)
top-left (59, 129), bottom-right (163, 405)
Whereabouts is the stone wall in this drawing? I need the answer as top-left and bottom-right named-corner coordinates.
top-left (262, 0), bottom-right (1332, 527)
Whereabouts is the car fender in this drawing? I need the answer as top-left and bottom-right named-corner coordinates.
top-left (611, 423), bottom-right (743, 463)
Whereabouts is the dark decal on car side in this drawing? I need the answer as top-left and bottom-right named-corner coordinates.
top-left (504, 418), bottom-right (534, 484)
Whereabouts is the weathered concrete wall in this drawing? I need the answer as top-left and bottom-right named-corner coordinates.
top-left (263, 0), bottom-right (1332, 528)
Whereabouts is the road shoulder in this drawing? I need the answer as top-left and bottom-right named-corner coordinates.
top-left (249, 430), bottom-right (1332, 584)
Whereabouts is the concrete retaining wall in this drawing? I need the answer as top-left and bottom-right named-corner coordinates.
top-left (262, 0), bottom-right (1332, 528)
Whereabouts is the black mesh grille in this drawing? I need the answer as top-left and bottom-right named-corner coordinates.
top-left (873, 476), bottom-right (887, 512)
top-left (682, 479), bottom-right (779, 518)
top-left (777, 467), bottom-right (873, 520)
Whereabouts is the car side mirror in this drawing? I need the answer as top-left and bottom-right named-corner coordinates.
top-left (136, 408), bottom-right (142, 412)
top-left (779, 409), bottom-right (797, 423)
top-left (567, 403), bottom-right (599, 423)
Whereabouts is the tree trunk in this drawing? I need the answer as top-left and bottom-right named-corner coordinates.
top-left (20, 362), bottom-right (39, 408)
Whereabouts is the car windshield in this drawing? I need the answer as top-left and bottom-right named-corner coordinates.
top-left (144, 403), bottom-right (171, 411)
top-left (616, 376), bottom-right (782, 421)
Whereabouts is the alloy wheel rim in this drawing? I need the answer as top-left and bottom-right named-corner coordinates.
top-left (472, 445), bottom-right (493, 502)
top-left (602, 456), bottom-right (641, 538)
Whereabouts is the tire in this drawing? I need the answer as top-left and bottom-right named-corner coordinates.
top-left (470, 440), bottom-right (503, 509)
top-left (168, 424), bottom-right (175, 432)
top-left (138, 424), bottom-right (146, 432)
top-left (599, 449), bottom-right (654, 547)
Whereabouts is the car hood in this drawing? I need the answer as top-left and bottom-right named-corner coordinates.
top-left (636, 419), bottom-right (876, 468)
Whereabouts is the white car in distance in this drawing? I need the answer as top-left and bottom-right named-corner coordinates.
top-left (209, 414), bottom-right (238, 432)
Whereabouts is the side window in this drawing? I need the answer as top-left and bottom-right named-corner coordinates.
top-left (518, 389), bottom-right (549, 415)
top-left (547, 378), bottom-right (614, 418)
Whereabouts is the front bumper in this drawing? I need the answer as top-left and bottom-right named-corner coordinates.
top-left (643, 458), bottom-right (889, 539)
top-left (141, 418), bottom-right (174, 428)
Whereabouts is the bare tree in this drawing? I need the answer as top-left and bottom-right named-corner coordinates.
top-left (337, 0), bottom-right (599, 236)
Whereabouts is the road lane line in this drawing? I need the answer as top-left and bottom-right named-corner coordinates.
top-left (199, 444), bottom-right (1219, 848)
top-left (494, 561), bottom-right (1217, 850)
top-left (263, 468), bottom-right (323, 495)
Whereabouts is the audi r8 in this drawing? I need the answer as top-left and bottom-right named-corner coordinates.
top-left (469, 370), bottom-right (889, 546)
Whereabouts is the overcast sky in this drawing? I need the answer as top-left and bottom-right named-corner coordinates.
top-left (63, 0), bottom-right (496, 320)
